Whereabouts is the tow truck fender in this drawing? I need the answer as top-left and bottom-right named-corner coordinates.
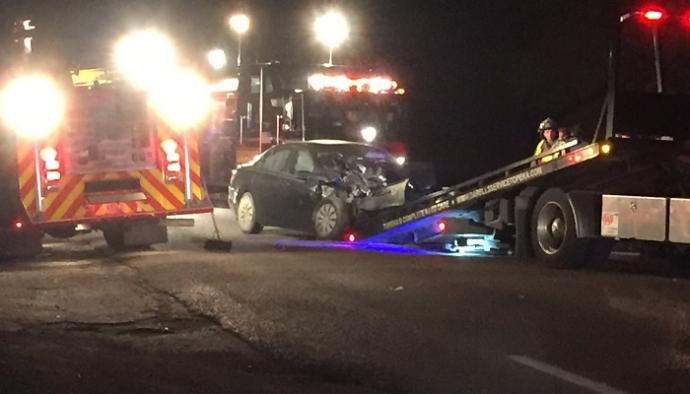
top-left (514, 187), bottom-right (541, 258)
top-left (566, 190), bottom-right (602, 239)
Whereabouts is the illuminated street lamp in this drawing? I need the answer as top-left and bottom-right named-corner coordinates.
top-left (314, 10), bottom-right (349, 66)
top-left (229, 13), bottom-right (250, 67)
top-left (207, 48), bottom-right (227, 71)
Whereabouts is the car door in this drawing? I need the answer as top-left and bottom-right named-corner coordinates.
top-left (251, 146), bottom-right (293, 226)
top-left (284, 147), bottom-right (321, 231)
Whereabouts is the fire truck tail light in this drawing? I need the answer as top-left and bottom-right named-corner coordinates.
top-left (39, 147), bottom-right (58, 162)
top-left (161, 138), bottom-right (178, 154)
top-left (46, 171), bottom-right (61, 182)
top-left (11, 218), bottom-right (25, 231)
top-left (161, 138), bottom-right (181, 181)
top-left (167, 163), bottom-right (181, 173)
top-left (39, 146), bottom-right (61, 186)
top-left (166, 152), bottom-right (180, 162)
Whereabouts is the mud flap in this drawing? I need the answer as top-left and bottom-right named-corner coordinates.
top-left (123, 221), bottom-right (168, 246)
top-left (514, 187), bottom-right (541, 258)
top-left (0, 230), bottom-right (43, 258)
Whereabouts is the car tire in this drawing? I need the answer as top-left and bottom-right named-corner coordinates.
top-left (313, 198), bottom-right (350, 240)
top-left (237, 192), bottom-right (263, 234)
top-left (530, 188), bottom-right (589, 269)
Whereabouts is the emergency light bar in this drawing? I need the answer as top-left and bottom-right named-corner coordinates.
top-left (642, 9), bottom-right (665, 22)
top-left (308, 73), bottom-right (398, 94)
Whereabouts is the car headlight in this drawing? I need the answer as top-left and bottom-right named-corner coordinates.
top-left (395, 156), bottom-right (406, 166)
top-left (0, 75), bottom-right (64, 139)
top-left (360, 126), bottom-right (377, 143)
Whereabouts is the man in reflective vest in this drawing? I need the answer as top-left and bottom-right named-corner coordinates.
top-left (534, 118), bottom-right (559, 156)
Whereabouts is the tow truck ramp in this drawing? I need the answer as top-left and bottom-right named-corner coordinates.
top-left (362, 140), bottom-right (601, 239)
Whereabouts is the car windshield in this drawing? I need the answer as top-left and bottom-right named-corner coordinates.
top-left (306, 94), bottom-right (403, 141)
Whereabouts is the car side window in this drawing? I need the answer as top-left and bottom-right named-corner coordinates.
top-left (292, 149), bottom-right (315, 174)
top-left (261, 148), bottom-right (291, 173)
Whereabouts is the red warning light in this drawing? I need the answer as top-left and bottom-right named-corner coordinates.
top-left (639, 7), bottom-right (666, 23)
top-left (11, 218), bottom-right (24, 230)
top-left (682, 11), bottom-right (690, 26)
top-left (436, 220), bottom-right (448, 233)
top-left (643, 10), bottom-right (664, 21)
top-left (344, 232), bottom-right (357, 243)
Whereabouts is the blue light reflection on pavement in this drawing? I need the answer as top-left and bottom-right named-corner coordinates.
top-left (273, 239), bottom-right (497, 257)
top-left (273, 210), bottom-right (499, 257)
top-left (365, 210), bottom-right (481, 244)
top-left (273, 240), bottom-right (438, 255)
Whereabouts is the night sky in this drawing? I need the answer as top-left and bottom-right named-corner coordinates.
top-left (2, 1), bottom-right (685, 184)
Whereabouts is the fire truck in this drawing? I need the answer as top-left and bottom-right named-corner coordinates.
top-left (203, 63), bottom-right (409, 189)
top-left (0, 24), bottom-right (213, 256)
top-left (354, 6), bottom-right (690, 268)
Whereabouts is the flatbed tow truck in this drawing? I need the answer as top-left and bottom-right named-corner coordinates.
top-left (354, 6), bottom-right (690, 268)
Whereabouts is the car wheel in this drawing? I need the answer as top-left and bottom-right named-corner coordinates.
top-left (313, 198), bottom-right (350, 240)
top-left (237, 192), bottom-right (263, 234)
top-left (531, 188), bottom-right (589, 269)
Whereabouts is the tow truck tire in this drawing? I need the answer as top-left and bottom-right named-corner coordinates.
top-left (313, 198), bottom-right (350, 240)
top-left (237, 192), bottom-right (263, 234)
top-left (531, 188), bottom-right (588, 269)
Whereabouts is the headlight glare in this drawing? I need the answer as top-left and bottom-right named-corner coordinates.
top-left (1, 75), bottom-right (64, 139)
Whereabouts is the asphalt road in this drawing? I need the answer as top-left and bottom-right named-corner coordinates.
top-left (0, 209), bottom-right (689, 393)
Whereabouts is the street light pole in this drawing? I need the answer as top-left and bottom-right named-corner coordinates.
top-left (229, 14), bottom-right (250, 68)
top-left (314, 11), bottom-right (348, 67)
top-left (259, 65), bottom-right (264, 152)
top-left (237, 35), bottom-right (242, 67)
top-left (651, 26), bottom-right (663, 93)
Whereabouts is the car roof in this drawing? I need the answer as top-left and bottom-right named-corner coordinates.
top-left (283, 140), bottom-right (373, 149)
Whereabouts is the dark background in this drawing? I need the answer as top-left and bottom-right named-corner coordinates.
top-left (1, 0), bottom-right (685, 184)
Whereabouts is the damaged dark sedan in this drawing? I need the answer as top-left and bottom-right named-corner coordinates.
top-left (228, 141), bottom-right (409, 239)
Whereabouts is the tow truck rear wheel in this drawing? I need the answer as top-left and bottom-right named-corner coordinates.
top-left (531, 188), bottom-right (589, 269)
top-left (237, 192), bottom-right (263, 234)
top-left (313, 198), bottom-right (350, 240)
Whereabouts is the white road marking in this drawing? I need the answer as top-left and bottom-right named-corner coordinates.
top-left (508, 355), bottom-right (630, 394)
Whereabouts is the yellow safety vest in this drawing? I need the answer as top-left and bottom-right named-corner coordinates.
top-left (534, 139), bottom-right (552, 156)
